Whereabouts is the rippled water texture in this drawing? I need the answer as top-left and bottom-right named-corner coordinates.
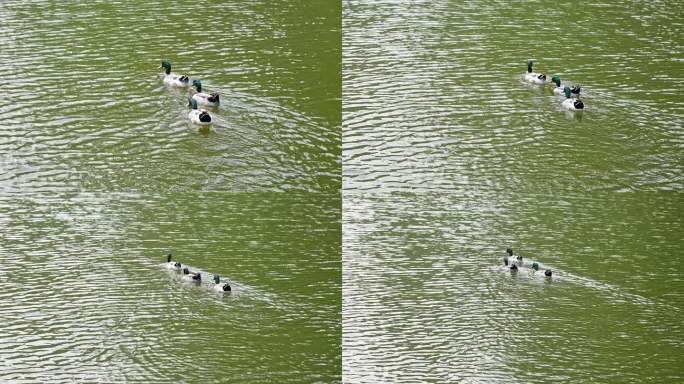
top-left (1, 1), bottom-right (340, 382)
top-left (0, 192), bottom-right (340, 382)
top-left (1, 1), bottom-right (340, 193)
top-left (344, 192), bottom-right (683, 383)
top-left (343, 0), bottom-right (683, 382)
top-left (344, 0), bottom-right (683, 192)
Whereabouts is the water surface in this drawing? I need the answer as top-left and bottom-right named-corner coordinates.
top-left (343, 0), bottom-right (683, 382)
top-left (1, 1), bottom-right (340, 382)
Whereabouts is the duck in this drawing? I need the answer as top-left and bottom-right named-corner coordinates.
top-left (502, 247), bottom-right (523, 266)
top-left (524, 60), bottom-right (547, 84)
top-left (182, 267), bottom-right (202, 283)
top-left (188, 98), bottom-right (212, 125)
top-left (191, 80), bottom-right (220, 107)
top-left (160, 59), bottom-right (189, 87)
top-left (561, 86), bottom-right (584, 111)
top-left (165, 252), bottom-right (182, 270)
top-left (212, 274), bottom-right (232, 292)
top-left (551, 76), bottom-right (580, 97)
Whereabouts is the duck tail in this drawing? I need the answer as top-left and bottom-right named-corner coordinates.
top-left (199, 111), bottom-right (212, 123)
top-left (208, 93), bottom-right (220, 103)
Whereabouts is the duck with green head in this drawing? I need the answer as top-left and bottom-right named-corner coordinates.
top-left (552, 75), bottom-right (581, 97)
top-left (212, 275), bottom-right (232, 292)
top-left (165, 252), bottom-right (182, 270)
top-left (191, 80), bottom-right (220, 107)
top-left (160, 59), bottom-right (189, 87)
top-left (182, 267), bottom-right (202, 283)
top-left (524, 60), bottom-right (547, 84)
top-left (561, 86), bottom-right (584, 111)
top-left (188, 98), bottom-right (212, 125)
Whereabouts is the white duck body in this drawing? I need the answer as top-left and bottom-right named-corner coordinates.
top-left (188, 98), bottom-right (212, 125)
top-left (562, 98), bottom-right (584, 111)
top-left (166, 261), bottom-right (182, 270)
top-left (164, 253), bottom-right (182, 270)
top-left (561, 87), bottom-right (584, 111)
top-left (213, 283), bottom-right (232, 292)
top-left (181, 268), bottom-right (202, 283)
top-left (163, 73), bottom-right (189, 87)
top-left (191, 80), bottom-right (220, 107)
top-left (525, 60), bottom-right (547, 84)
top-left (212, 275), bottom-right (232, 292)
top-left (160, 60), bottom-right (189, 87)
top-left (552, 76), bottom-right (580, 97)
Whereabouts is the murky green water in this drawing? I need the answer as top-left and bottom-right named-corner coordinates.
top-left (1, 1), bottom-right (340, 382)
top-left (343, 0), bottom-right (682, 383)
top-left (3, 0), bottom-right (683, 382)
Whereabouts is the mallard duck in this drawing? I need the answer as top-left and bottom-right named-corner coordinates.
top-left (524, 60), bottom-right (547, 84)
top-left (161, 59), bottom-right (189, 87)
top-left (191, 80), bottom-right (220, 107)
top-left (561, 86), bottom-right (584, 110)
top-left (188, 98), bottom-right (212, 125)
top-left (165, 252), bottom-right (182, 270)
top-left (552, 76), bottom-right (580, 97)
top-left (182, 268), bottom-right (201, 283)
top-left (212, 274), bottom-right (232, 292)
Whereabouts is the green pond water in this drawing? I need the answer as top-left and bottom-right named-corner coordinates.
top-left (2, 0), bottom-right (683, 383)
top-left (343, 0), bottom-right (682, 383)
top-left (1, 1), bottom-right (340, 382)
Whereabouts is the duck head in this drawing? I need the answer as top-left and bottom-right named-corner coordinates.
top-left (213, 274), bottom-right (221, 284)
top-left (564, 86), bottom-right (572, 98)
top-left (506, 247), bottom-right (513, 257)
top-left (552, 75), bottom-right (561, 88)
top-left (166, 252), bottom-right (172, 263)
top-left (527, 60), bottom-right (533, 73)
top-left (192, 79), bottom-right (202, 92)
top-left (161, 59), bottom-right (171, 75)
top-left (532, 262), bottom-right (539, 271)
top-left (503, 257), bottom-right (509, 266)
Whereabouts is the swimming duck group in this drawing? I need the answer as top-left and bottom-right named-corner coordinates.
top-left (165, 252), bottom-right (232, 292)
top-left (525, 60), bottom-right (584, 111)
top-left (503, 247), bottom-right (553, 277)
top-left (160, 59), bottom-right (220, 126)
